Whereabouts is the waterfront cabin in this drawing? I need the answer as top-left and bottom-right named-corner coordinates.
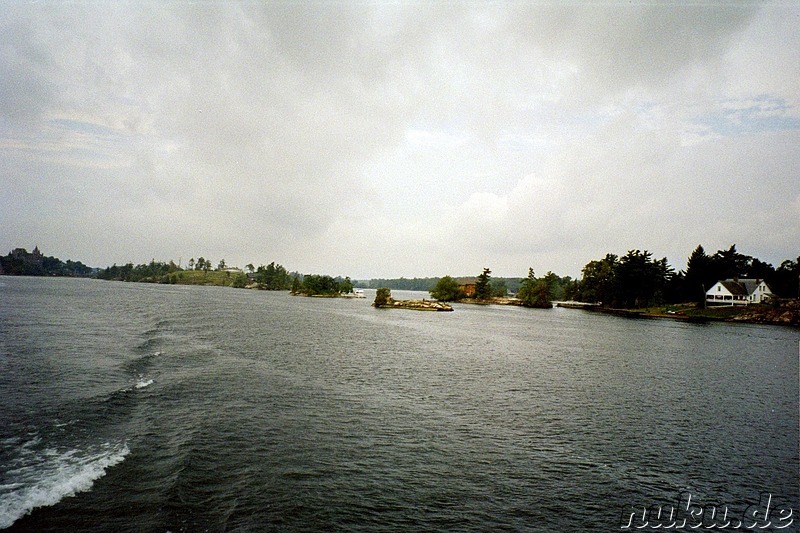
top-left (457, 278), bottom-right (477, 298)
top-left (705, 278), bottom-right (774, 306)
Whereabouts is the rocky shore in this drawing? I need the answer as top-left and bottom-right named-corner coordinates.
top-left (374, 298), bottom-right (454, 312)
top-left (728, 300), bottom-right (800, 326)
top-left (569, 299), bottom-right (800, 327)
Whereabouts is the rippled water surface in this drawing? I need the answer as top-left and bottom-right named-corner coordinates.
top-left (1, 277), bottom-right (798, 531)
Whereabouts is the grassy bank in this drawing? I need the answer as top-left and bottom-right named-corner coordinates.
top-left (168, 270), bottom-right (247, 287)
top-left (631, 304), bottom-right (747, 320)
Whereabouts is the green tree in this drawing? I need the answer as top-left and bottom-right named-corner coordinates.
top-left (541, 271), bottom-right (560, 299)
top-left (339, 276), bottom-right (354, 294)
top-left (578, 254), bottom-right (618, 304)
top-left (196, 257), bottom-right (209, 271)
top-left (613, 250), bottom-right (673, 308)
top-left (296, 274), bottom-right (341, 295)
top-left (374, 288), bottom-right (392, 307)
top-left (770, 257), bottom-right (800, 298)
top-left (684, 245), bottom-right (713, 304)
top-left (246, 263), bottom-right (255, 274)
top-left (517, 268), bottom-right (553, 308)
top-left (188, 258), bottom-right (195, 270)
top-left (475, 268), bottom-right (492, 300)
top-left (217, 259), bottom-right (226, 271)
top-left (492, 279), bottom-right (508, 297)
top-left (429, 275), bottom-right (465, 302)
top-left (291, 275), bottom-right (301, 294)
top-left (256, 262), bottom-right (292, 290)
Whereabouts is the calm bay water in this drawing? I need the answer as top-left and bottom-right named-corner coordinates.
top-left (1, 277), bottom-right (797, 531)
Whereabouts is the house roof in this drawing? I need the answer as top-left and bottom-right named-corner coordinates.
top-left (738, 279), bottom-right (759, 295)
top-left (716, 278), bottom-right (773, 296)
top-left (719, 280), bottom-right (749, 296)
top-left (456, 277), bottom-right (477, 285)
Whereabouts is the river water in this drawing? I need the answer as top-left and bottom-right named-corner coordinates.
top-left (1, 277), bottom-right (797, 531)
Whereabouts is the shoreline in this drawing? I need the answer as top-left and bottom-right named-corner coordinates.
top-left (570, 301), bottom-right (800, 327)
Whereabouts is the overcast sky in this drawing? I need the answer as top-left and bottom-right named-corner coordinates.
top-left (1, 1), bottom-right (798, 279)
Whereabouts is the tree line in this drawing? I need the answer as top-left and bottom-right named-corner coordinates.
top-left (0, 247), bottom-right (94, 277)
top-left (93, 256), bottom-right (361, 296)
top-left (364, 273), bottom-right (577, 300)
top-left (429, 267), bottom-right (569, 308)
top-left (291, 274), bottom-right (354, 296)
top-left (358, 277), bottom-right (440, 291)
top-left (6, 244), bottom-right (798, 308)
top-left (96, 260), bottom-right (182, 282)
top-left (422, 244), bottom-right (798, 310)
top-left (567, 245), bottom-right (799, 308)
top-left (96, 257), bottom-right (300, 288)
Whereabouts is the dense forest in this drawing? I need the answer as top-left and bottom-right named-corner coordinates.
top-left (96, 259), bottom-right (183, 283)
top-left (357, 277), bottom-right (439, 291)
top-left (0, 247), bottom-right (94, 277)
top-left (421, 245), bottom-right (798, 310)
top-left (291, 274), bottom-right (354, 296)
top-left (567, 245), bottom-right (799, 308)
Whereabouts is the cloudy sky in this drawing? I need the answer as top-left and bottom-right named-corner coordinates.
top-left (1, 1), bottom-right (798, 279)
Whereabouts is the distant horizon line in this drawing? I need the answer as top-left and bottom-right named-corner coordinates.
top-left (3, 244), bottom-right (798, 283)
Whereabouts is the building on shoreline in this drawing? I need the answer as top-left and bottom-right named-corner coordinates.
top-left (705, 278), bottom-right (774, 306)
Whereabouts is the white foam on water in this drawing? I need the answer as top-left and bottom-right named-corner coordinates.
top-left (134, 378), bottom-right (154, 389)
top-left (0, 440), bottom-right (130, 529)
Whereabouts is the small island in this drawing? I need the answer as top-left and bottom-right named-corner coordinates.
top-left (373, 288), bottom-right (453, 312)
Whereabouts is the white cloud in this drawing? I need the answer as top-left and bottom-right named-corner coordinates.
top-left (0, 2), bottom-right (797, 277)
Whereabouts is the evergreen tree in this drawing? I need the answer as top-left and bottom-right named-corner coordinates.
top-left (517, 268), bottom-right (553, 308)
top-left (475, 268), bottom-right (492, 300)
top-left (684, 245), bottom-right (713, 304)
top-left (771, 258), bottom-right (800, 298)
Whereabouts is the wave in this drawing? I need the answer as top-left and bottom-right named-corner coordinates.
top-left (134, 350), bottom-right (162, 363)
top-left (0, 440), bottom-right (129, 529)
top-left (123, 350), bottom-right (162, 377)
top-left (134, 378), bottom-right (154, 389)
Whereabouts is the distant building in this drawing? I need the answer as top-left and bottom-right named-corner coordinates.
top-left (11, 246), bottom-right (42, 261)
top-left (705, 278), bottom-right (774, 306)
top-left (457, 277), bottom-right (477, 298)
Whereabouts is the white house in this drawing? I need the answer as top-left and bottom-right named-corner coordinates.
top-left (705, 278), bottom-right (774, 306)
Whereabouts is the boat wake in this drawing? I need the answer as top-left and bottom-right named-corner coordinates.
top-left (134, 377), bottom-right (154, 389)
top-left (0, 439), bottom-right (129, 529)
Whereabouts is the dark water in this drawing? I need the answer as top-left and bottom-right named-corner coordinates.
top-left (1, 277), bottom-right (797, 531)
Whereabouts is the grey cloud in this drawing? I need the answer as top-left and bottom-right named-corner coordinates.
top-left (0, 2), bottom-right (796, 276)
